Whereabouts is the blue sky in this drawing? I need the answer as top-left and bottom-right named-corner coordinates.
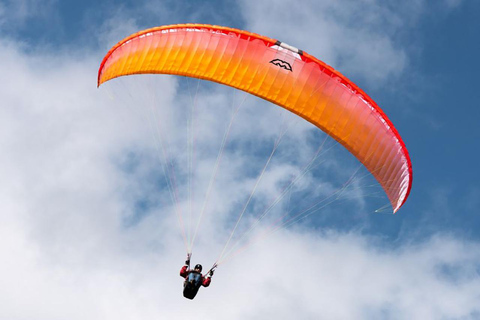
top-left (1, 0), bottom-right (480, 319)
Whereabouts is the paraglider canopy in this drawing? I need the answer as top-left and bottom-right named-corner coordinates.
top-left (98, 23), bottom-right (412, 213)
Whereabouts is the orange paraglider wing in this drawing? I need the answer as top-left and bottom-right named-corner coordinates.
top-left (98, 24), bottom-right (412, 212)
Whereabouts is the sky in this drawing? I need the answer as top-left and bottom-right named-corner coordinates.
top-left (1, 0), bottom-right (480, 319)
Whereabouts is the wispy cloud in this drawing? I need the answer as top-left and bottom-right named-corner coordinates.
top-left (0, 0), bottom-right (58, 34)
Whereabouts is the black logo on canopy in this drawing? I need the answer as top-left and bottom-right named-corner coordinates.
top-left (269, 59), bottom-right (292, 72)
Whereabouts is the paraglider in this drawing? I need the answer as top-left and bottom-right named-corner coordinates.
top-left (97, 23), bottom-right (412, 299)
top-left (180, 254), bottom-right (214, 300)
